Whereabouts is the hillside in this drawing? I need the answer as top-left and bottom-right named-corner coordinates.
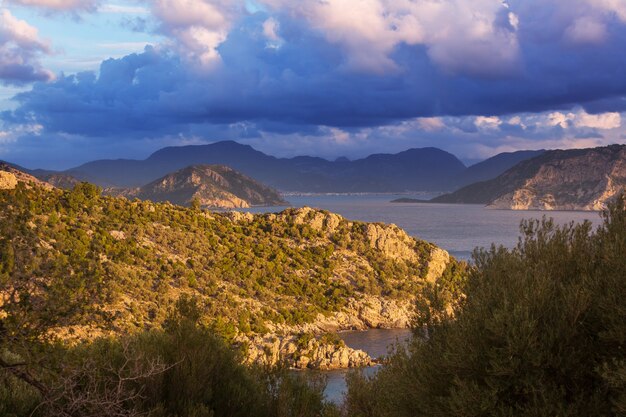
top-left (433, 145), bottom-right (626, 210)
top-left (0, 180), bottom-right (458, 369)
top-left (111, 165), bottom-right (287, 209)
top-left (0, 163), bottom-right (52, 189)
top-left (37, 173), bottom-right (82, 189)
top-left (459, 150), bottom-right (545, 187)
top-left (62, 141), bottom-right (468, 191)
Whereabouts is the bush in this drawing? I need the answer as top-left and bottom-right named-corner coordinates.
top-left (346, 197), bottom-right (626, 417)
top-left (0, 297), bottom-right (338, 417)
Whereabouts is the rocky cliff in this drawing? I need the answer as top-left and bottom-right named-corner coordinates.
top-left (109, 164), bottom-right (287, 208)
top-left (241, 333), bottom-right (373, 370)
top-left (433, 145), bottom-right (626, 211)
top-left (0, 163), bottom-right (52, 189)
top-left (226, 207), bottom-right (452, 368)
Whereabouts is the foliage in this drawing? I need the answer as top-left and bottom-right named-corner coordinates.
top-left (0, 182), bottom-right (433, 342)
top-left (346, 196), bottom-right (626, 417)
top-left (0, 181), bottom-right (436, 415)
top-left (0, 297), bottom-right (339, 417)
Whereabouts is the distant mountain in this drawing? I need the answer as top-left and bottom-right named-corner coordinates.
top-left (6, 142), bottom-right (546, 193)
top-left (110, 165), bottom-right (288, 209)
top-left (433, 145), bottom-right (626, 210)
top-left (37, 173), bottom-right (82, 190)
top-left (460, 150), bottom-right (545, 187)
top-left (62, 141), bottom-right (467, 192)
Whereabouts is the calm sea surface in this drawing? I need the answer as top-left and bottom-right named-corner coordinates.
top-left (243, 194), bottom-right (602, 402)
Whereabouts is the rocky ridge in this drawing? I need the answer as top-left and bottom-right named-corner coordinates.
top-left (109, 164), bottom-right (287, 209)
top-left (242, 334), bottom-right (373, 370)
top-left (0, 163), bottom-right (52, 189)
top-left (433, 145), bottom-right (626, 211)
top-left (237, 294), bottom-right (415, 369)
top-left (227, 207), bottom-right (451, 368)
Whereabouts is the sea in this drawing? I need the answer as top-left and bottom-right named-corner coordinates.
top-left (244, 193), bottom-right (600, 261)
top-left (241, 193), bottom-right (602, 403)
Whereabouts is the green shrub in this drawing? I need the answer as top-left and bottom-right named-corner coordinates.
top-left (347, 196), bottom-right (626, 417)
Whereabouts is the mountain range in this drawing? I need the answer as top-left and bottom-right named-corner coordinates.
top-left (13, 141), bottom-right (544, 193)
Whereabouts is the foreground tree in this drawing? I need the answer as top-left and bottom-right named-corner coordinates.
top-left (346, 197), bottom-right (626, 417)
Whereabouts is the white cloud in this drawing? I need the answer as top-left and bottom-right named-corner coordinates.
top-left (508, 115), bottom-right (526, 129)
top-left (141, 0), bottom-right (626, 76)
top-left (417, 117), bottom-right (445, 132)
top-left (0, 8), bottom-right (54, 84)
top-left (545, 112), bottom-right (574, 129)
top-left (259, 0), bottom-right (520, 75)
top-left (475, 116), bottom-right (503, 130)
top-left (536, 110), bottom-right (621, 130)
top-left (263, 17), bottom-right (280, 41)
top-left (0, 122), bottom-right (42, 145)
top-left (151, 0), bottom-right (244, 68)
top-left (574, 111), bottom-right (621, 129)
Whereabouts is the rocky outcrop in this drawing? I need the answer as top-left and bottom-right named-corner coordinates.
top-left (425, 247), bottom-right (451, 283)
top-left (277, 206), bottom-right (343, 233)
top-left (366, 223), bottom-right (419, 262)
top-left (268, 296), bottom-right (414, 336)
top-left (0, 164), bottom-right (52, 190)
top-left (241, 334), bottom-right (373, 370)
top-left (276, 207), bottom-right (425, 264)
top-left (0, 171), bottom-right (17, 190)
top-left (109, 230), bottom-right (127, 240)
top-left (224, 211), bottom-right (255, 223)
top-left (434, 145), bottom-right (626, 211)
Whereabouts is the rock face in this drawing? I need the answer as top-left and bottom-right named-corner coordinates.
top-left (225, 207), bottom-right (453, 369)
top-left (366, 223), bottom-right (419, 262)
top-left (426, 247), bottom-right (451, 283)
top-left (0, 164), bottom-right (52, 190)
top-left (274, 295), bottom-right (416, 335)
top-left (433, 145), bottom-right (626, 211)
top-left (274, 207), bottom-right (425, 264)
top-left (241, 334), bottom-right (373, 370)
top-left (110, 165), bottom-right (288, 209)
top-left (0, 171), bottom-right (17, 190)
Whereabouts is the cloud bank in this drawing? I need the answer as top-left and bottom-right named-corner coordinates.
top-left (1, 0), bottom-right (626, 167)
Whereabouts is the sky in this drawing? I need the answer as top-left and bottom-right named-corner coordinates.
top-left (1, 0), bottom-right (626, 169)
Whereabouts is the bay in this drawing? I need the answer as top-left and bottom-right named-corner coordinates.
top-left (321, 329), bottom-right (413, 404)
top-left (243, 194), bottom-right (601, 403)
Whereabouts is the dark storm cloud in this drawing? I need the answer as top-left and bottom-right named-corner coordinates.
top-left (4, 8), bottom-right (626, 138)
